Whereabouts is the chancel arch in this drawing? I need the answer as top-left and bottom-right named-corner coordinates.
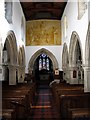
top-left (28, 48), bottom-right (58, 84)
top-left (62, 43), bottom-right (69, 83)
top-left (69, 31), bottom-right (84, 84)
top-left (2, 30), bottom-right (18, 85)
top-left (28, 48), bottom-right (58, 72)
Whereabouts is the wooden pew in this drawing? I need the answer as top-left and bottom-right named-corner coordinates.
top-left (2, 83), bottom-right (36, 119)
top-left (51, 83), bottom-right (90, 120)
top-left (54, 88), bottom-right (84, 111)
top-left (59, 93), bottom-right (90, 119)
top-left (51, 83), bottom-right (84, 110)
top-left (68, 108), bottom-right (90, 120)
top-left (3, 90), bottom-right (32, 114)
top-left (0, 109), bottom-right (15, 120)
top-left (2, 97), bottom-right (26, 119)
top-left (2, 82), bottom-right (36, 105)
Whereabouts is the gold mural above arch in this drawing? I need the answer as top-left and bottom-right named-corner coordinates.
top-left (26, 20), bottom-right (61, 46)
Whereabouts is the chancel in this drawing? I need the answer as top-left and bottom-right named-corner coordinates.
top-left (0, 0), bottom-right (90, 119)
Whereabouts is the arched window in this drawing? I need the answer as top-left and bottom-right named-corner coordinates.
top-left (39, 53), bottom-right (49, 71)
top-left (46, 57), bottom-right (49, 70)
top-left (39, 56), bottom-right (42, 70)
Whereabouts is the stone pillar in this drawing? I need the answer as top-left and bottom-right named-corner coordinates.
top-left (0, 65), bottom-right (4, 81)
top-left (0, 65), bottom-right (2, 112)
top-left (17, 67), bottom-right (21, 83)
top-left (83, 66), bottom-right (90, 92)
top-left (8, 66), bottom-right (16, 85)
top-left (66, 68), bottom-right (70, 83)
top-left (77, 69), bottom-right (84, 84)
top-left (18, 66), bottom-right (25, 83)
top-left (63, 68), bottom-right (69, 83)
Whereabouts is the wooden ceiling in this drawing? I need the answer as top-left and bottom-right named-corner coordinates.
top-left (20, 1), bottom-right (67, 21)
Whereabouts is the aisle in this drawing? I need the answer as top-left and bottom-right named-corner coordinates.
top-left (29, 85), bottom-right (60, 120)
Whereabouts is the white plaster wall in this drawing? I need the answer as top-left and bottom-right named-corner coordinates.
top-left (61, 0), bottom-right (88, 65)
top-left (0, 0), bottom-right (26, 81)
top-left (0, 0), bottom-right (26, 50)
top-left (25, 46), bottom-right (63, 73)
top-left (88, 1), bottom-right (90, 22)
top-left (25, 1), bottom-right (89, 73)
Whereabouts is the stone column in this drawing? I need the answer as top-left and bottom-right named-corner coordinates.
top-left (0, 65), bottom-right (2, 112)
top-left (8, 66), bottom-right (16, 85)
top-left (83, 66), bottom-right (90, 92)
top-left (18, 66), bottom-right (25, 83)
top-left (0, 65), bottom-right (4, 81)
top-left (66, 68), bottom-right (70, 83)
top-left (17, 66), bottom-right (21, 83)
top-left (63, 68), bottom-right (69, 83)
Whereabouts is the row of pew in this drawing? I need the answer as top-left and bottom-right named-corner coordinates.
top-left (1, 81), bottom-right (36, 120)
top-left (51, 82), bottom-right (90, 120)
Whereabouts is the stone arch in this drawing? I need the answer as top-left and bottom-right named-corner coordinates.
top-left (69, 31), bottom-right (83, 84)
top-left (3, 38), bottom-right (13, 64)
top-left (6, 30), bottom-right (18, 64)
top-left (22, 45), bottom-right (25, 66)
top-left (2, 30), bottom-right (18, 85)
top-left (18, 47), bottom-right (22, 66)
top-left (17, 45), bottom-right (25, 83)
top-left (69, 31), bottom-right (83, 67)
top-left (85, 22), bottom-right (90, 66)
top-left (18, 46), bottom-right (25, 66)
top-left (84, 22), bottom-right (90, 92)
top-left (28, 48), bottom-right (58, 72)
top-left (62, 43), bottom-right (69, 69)
top-left (62, 43), bottom-right (69, 82)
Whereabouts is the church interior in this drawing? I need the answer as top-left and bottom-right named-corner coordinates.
top-left (0, 0), bottom-right (90, 119)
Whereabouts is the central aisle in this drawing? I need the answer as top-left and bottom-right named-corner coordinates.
top-left (29, 85), bottom-right (60, 120)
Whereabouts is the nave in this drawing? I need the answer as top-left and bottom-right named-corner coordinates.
top-left (1, 76), bottom-right (90, 120)
top-left (1, 1), bottom-right (90, 120)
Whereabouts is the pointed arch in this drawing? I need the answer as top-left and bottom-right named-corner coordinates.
top-left (18, 47), bottom-right (22, 66)
top-left (85, 22), bottom-right (90, 66)
top-left (3, 38), bottom-right (13, 64)
top-left (62, 42), bottom-right (69, 69)
top-left (22, 45), bottom-right (26, 66)
top-left (18, 45), bottom-right (25, 66)
top-left (2, 30), bottom-right (18, 85)
top-left (84, 22), bottom-right (90, 92)
top-left (69, 31), bottom-right (83, 67)
top-left (5, 30), bottom-right (17, 64)
top-left (28, 48), bottom-right (58, 72)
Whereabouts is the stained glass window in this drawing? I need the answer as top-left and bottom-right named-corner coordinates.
top-left (46, 57), bottom-right (49, 70)
top-left (39, 56), bottom-right (42, 70)
top-left (39, 53), bottom-right (49, 70)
